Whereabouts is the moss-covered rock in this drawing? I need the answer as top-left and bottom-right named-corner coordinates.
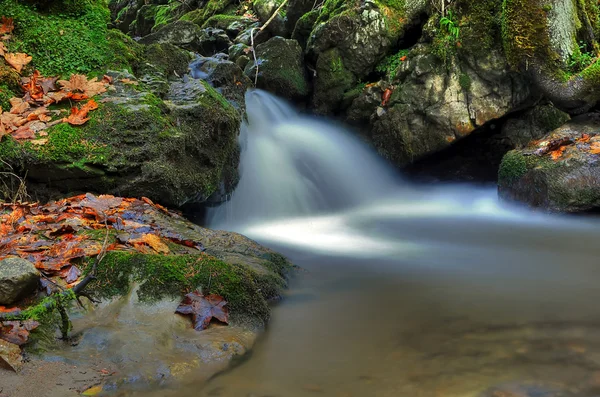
top-left (253, 0), bottom-right (287, 36)
top-left (500, 104), bottom-right (571, 148)
top-left (0, 76), bottom-right (240, 207)
top-left (311, 48), bottom-right (356, 114)
top-left (244, 37), bottom-right (309, 101)
top-left (138, 20), bottom-right (203, 51)
top-left (198, 27), bottom-right (233, 56)
top-left (180, 0), bottom-right (235, 28)
top-left (291, 9), bottom-right (319, 49)
top-left (498, 114), bottom-right (600, 212)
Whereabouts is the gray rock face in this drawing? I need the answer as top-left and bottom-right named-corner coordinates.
top-left (499, 114), bottom-right (600, 213)
top-left (500, 104), bottom-right (571, 148)
top-left (244, 36), bottom-right (309, 101)
top-left (0, 257), bottom-right (39, 305)
top-left (367, 44), bottom-right (531, 166)
top-left (138, 20), bottom-right (202, 51)
top-left (198, 28), bottom-right (232, 56)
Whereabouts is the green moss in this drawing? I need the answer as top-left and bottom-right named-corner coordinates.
top-left (501, 0), bottom-right (559, 70)
top-left (315, 0), bottom-right (350, 24)
top-left (201, 14), bottom-right (245, 29)
top-left (152, 2), bottom-right (181, 31)
top-left (454, 0), bottom-right (502, 53)
top-left (373, 0), bottom-right (406, 35)
top-left (0, 0), bottom-right (115, 76)
top-left (0, 84), bottom-right (18, 111)
top-left (580, 58), bottom-right (600, 84)
top-left (376, 49), bottom-right (409, 78)
top-left (498, 150), bottom-right (531, 184)
top-left (180, 0), bottom-right (232, 27)
top-left (87, 251), bottom-right (280, 323)
top-left (459, 72), bottom-right (472, 90)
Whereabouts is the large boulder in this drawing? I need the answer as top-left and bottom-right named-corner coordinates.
top-left (138, 20), bottom-right (203, 51)
top-left (499, 104), bottom-right (571, 148)
top-left (0, 257), bottom-right (39, 305)
top-left (197, 27), bottom-right (233, 56)
top-left (244, 36), bottom-right (309, 101)
top-left (190, 56), bottom-right (253, 111)
top-left (0, 74), bottom-right (240, 208)
top-left (367, 44), bottom-right (531, 166)
top-left (253, 0), bottom-right (287, 37)
top-left (306, 0), bottom-right (428, 113)
top-left (498, 114), bottom-right (600, 212)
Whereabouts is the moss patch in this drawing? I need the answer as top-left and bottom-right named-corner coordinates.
top-left (0, 0), bottom-right (138, 76)
top-left (501, 0), bottom-right (559, 70)
top-left (180, 0), bottom-right (234, 27)
top-left (86, 251), bottom-right (287, 324)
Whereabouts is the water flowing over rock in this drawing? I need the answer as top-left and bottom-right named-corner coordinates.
top-left (0, 258), bottom-right (39, 306)
top-left (499, 114), bottom-right (600, 212)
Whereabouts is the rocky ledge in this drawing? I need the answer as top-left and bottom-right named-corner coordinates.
top-left (0, 194), bottom-right (293, 393)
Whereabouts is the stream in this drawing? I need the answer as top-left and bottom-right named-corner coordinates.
top-left (139, 90), bottom-right (600, 396)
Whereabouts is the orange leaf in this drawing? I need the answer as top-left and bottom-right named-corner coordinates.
top-left (578, 133), bottom-right (591, 143)
top-left (0, 17), bottom-right (14, 35)
top-left (4, 52), bottom-right (32, 73)
top-left (129, 234), bottom-right (170, 254)
top-left (590, 142), bottom-right (600, 154)
top-left (400, 55), bottom-right (407, 61)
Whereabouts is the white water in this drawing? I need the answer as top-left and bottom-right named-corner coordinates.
top-left (209, 90), bottom-right (600, 262)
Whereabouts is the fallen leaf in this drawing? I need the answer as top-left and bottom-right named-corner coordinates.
top-left (175, 292), bottom-right (229, 331)
top-left (0, 320), bottom-right (39, 345)
top-left (0, 42), bottom-right (6, 57)
top-left (550, 145), bottom-right (567, 160)
top-left (57, 75), bottom-right (107, 98)
top-left (381, 88), bottom-right (393, 107)
top-left (120, 78), bottom-right (138, 85)
top-left (30, 138), bottom-right (48, 145)
top-left (4, 53), bottom-right (32, 73)
top-left (132, 234), bottom-right (170, 254)
top-left (578, 133), bottom-right (591, 143)
top-left (590, 142), bottom-right (600, 154)
top-left (0, 339), bottom-right (21, 372)
top-left (81, 385), bottom-right (103, 396)
top-left (0, 17), bottom-right (14, 35)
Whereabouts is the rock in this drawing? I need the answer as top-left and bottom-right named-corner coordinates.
top-left (306, 0), bottom-right (427, 113)
top-left (138, 20), bottom-right (202, 51)
top-left (234, 23), bottom-right (268, 46)
top-left (134, 4), bottom-right (158, 37)
top-left (0, 257), bottom-right (39, 305)
top-left (368, 44), bottom-right (530, 166)
top-left (198, 27), bottom-right (233, 57)
top-left (253, 0), bottom-right (287, 37)
top-left (228, 43), bottom-right (250, 63)
top-left (498, 113), bottom-right (600, 213)
top-left (291, 9), bottom-right (318, 49)
top-left (110, 0), bottom-right (145, 33)
top-left (286, 0), bottom-right (314, 33)
top-left (179, 0), bottom-right (235, 28)
top-left (0, 73), bottom-right (241, 208)
top-left (190, 56), bottom-right (253, 110)
top-left (244, 37), bottom-right (309, 101)
top-left (202, 15), bottom-right (256, 38)
top-left (500, 104), bottom-right (571, 148)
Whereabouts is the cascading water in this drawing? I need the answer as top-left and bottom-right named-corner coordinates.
top-left (208, 89), bottom-right (400, 229)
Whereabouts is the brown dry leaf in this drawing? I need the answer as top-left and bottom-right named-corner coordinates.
top-left (142, 234), bottom-right (170, 254)
top-left (579, 133), bottom-right (591, 143)
top-left (120, 78), bottom-right (138, 85)
top-left (11, 126), bottom-right (35, 140)
top-left (4, 52), bottom-right (32, 73)
top-left (0, 42), bottom-right (6, 57)
top-left (0, 320), bottom-right (39, 345)
top-left (0, 17), bottom-right (14, 35)
top-left (175, 292), bottom-right (229, 331)
top-left (0, 339), bottom-right (22, 372)
top-left (58, 75), bottom-right (107, 98)
top-left (30, 138), bottom-right (48, 145)
top-left (45, 90), bottom-right (70, 104)
top-left (9, 97), bottom-right (29, 114)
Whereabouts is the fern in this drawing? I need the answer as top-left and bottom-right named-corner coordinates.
top-left (439, 10), bottom-right (460, 39)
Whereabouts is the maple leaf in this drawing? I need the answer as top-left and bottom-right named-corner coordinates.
top-left (0, 320), bottom-right (39, 346)
top-left (57, 75), bottom-right (107, 99)
top-left (549, 145), bottom-right (566, 160)
top-left (64, 99), bottom-right (98, 126)
top-left (9, 97), bottom-right (29, 114)
top-left (4, 52), bottom-right (32, 73)
top-left (128, 234), bottom-right (170, 254)
top-left (175, 292), bottom-right (229, 331)
top-left (590, 142), bottom-right (600, 154)
top-left (0, 17), bottom-right (14, 35)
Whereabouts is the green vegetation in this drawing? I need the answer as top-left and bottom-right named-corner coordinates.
top-left (376, 49), bottom-right (409, 79)
top-left (567, 41), bottom-right (595, 73)
top-left (459, 72), bottom-right (472, 90)
top-left (86, 251), bottom-right (289, 324)
top-left (0, 0), bottom-right (141, 76)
